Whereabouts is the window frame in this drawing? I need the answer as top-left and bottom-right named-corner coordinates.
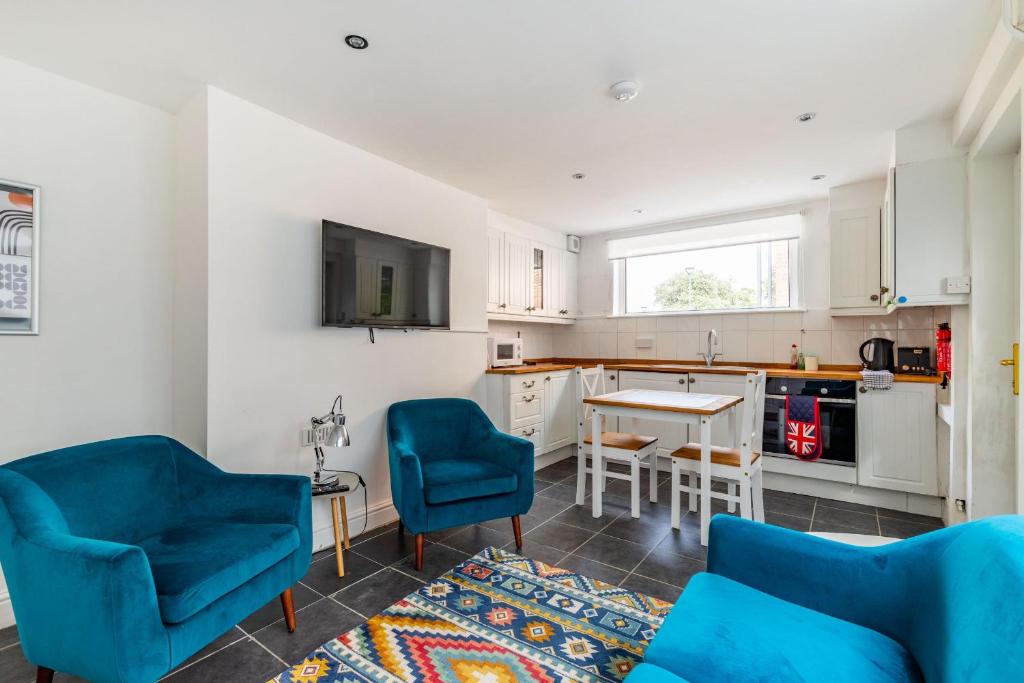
top-left (613, 237), bottom-right (802, 316)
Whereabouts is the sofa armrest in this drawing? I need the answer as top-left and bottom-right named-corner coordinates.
top-left (7, 529), bottom-right (168, 682)
top-left (479, 429), bottom-right (534, 477)
top-left (706, 515), bottom-right (938, 639)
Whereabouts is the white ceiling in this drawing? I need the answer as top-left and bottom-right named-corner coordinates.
top-left (0, 1), bottom-right (999, 233)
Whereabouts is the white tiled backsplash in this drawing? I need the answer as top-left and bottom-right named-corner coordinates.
top-left (490, 307), bottom-right (949, 366)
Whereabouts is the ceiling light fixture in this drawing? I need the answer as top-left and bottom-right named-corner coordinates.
top-left (571, 172), bottom-right (586, 180)
top-left (796, 112), bottom-right (816, 123)
top-left (344, 34), bottom-right (369, 50)
top-left (810, 174), bottom-right (827, 181)
top-left (609, 81), bottom-right (640, 102)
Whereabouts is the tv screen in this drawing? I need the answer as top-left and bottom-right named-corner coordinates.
top-left (322, 220), bottom-right (451, 329)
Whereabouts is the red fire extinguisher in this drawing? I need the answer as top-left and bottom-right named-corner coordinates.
top-left (936, 323), bottom-right (951, 388)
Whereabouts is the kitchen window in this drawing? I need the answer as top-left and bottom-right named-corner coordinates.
top-left (608, 213), bottom-right (802, 315)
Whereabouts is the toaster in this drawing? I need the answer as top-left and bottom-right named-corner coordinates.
top-left (897, 346), bottom-right (934, 375)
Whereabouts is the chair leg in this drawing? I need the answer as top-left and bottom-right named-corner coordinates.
top-left (414, 533), bottom-right (424, 571)
top-left (752, 468), bottom-right (766, 523)
top-left (687, 472), bottom-right (698, 512)
top-left (630, 455), bottom-right (641, 518)
top-left (728, 482), bottom-right (737, 513)
top-left (670, 458), bottom-right (681, 529)
top-left (648, 453), bottom-right (658, 503)
top-left (575, 448), bottom-right (586, 505)
top-left (36, 667), bottom-right (54, 683)
top-left (280, 588), bottom-right (297, 633)
top-left (739, 477), bottom-right (753, 521)
top-left (511, 515), bottom-right (523, 549)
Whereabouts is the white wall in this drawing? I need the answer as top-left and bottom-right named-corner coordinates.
top-left (201, 89), bottom-right (490, 545)
top-left (0, 56), bottom-right (175, 625)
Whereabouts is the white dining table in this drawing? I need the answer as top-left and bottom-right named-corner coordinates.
top-left (583, 388), bottom-right (744, 546)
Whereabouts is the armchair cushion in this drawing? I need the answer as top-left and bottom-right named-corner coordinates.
top-left (421, 459), bottom-right (518, 505)
top-left (140, 521), bottom-right (300, 623)
top-left (645, 573), bottom-right (920, 683)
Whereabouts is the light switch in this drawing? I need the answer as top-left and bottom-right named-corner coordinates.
top-left (635, 335), bottom-right (654, 349)
top-left (945, 276), bottom-right (971, 294)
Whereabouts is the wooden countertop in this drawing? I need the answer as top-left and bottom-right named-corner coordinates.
top-left (487, 358), bottom-right (942, 383)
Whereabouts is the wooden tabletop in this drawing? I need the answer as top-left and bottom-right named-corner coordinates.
top-left (584, 389), bottom-right (742, 415)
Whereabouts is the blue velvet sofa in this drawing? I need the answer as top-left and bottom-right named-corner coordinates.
top-left (0, 435), bottom-right (312, 683)
top-left (387, 398), bottom-right (534, 570)
top-left (629, 514), bottom-right (1024, 683)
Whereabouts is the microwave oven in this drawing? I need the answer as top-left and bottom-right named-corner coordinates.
top-left (488, 337), bottom-right (524, 367)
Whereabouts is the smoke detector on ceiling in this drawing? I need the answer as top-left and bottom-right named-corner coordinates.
top-left (609, 81), bottom-right (639, 102)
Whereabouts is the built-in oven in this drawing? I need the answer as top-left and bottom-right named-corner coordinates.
top-left (762, 378), bottom-right (857, 467)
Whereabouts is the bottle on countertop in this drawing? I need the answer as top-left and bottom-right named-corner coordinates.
top-left (790, 344), bottom-right (799, 369)
top-left (797, 352), bottom-right (805, 370)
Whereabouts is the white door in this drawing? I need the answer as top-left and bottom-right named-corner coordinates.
top-left (543, 371), bottom-right (574, 450)
top-left (829, 208), bottom-right (882, 308)
top-left (486, 230), bottom-right (504, 313)
top-left (504, 234), bottom-right (531, 315)
top-left (617, 371), bottom-right (689, 460)
top-left (563, 251), bottom-right (579, 317)
top-left (355, 256), bottom-right (378, 320)
top-left (689, 374), bottom-right (749, 447)
top-left (857, 383), bottom-right (938, 495)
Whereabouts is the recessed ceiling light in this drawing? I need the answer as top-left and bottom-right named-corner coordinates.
top-left (571, 172), bottom-right (586, 180)
top-left (633, 209), bottom-right (644, 214)
top-left (796, 112), bottom-right (816, 123)
top-left (344, 34), bottom-right (369, 50)
top-left (609, 81), bottom-right (640, 102)
top-left (810, 174), bottom-right (827, 180)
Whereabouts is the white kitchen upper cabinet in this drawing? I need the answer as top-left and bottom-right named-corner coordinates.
top-left (486, 230), bottom-right (504, 313)
top-left (543, 371), bottom-right (574, 450)
top-left (892, 158), bottom-right (968, 306)
top-left (856, 382), bottom-right (938, 495)
top-left (537, 245), bottom-right (560, 318)
top-left (563, 251), bottom-right (579, 317)
top-left (504, 234), bottom-right (531, 315)
top-left (689, 374), bottom-right (749, 447)
top-left (617, 371), bottom-right (689, 459)
top-left (829, 207), bottom-right (882, 309)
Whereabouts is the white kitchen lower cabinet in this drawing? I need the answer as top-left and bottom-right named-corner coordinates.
top-left (616, 371), bottom-right (690, 460)
top-left (856, 382), bottom-right (938, 495)
top-left (485, 370), bottom-right (574, 457)
top-left (689, 374), bottom-right (749, 447)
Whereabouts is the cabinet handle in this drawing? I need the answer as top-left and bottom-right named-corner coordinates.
top-left (522, 380), bottom-right (535, 389)
top-left (870, 294), bottom-right (880, 301)
top-left (545, 376), bottom-right (551, 381)
top-left (524, 394), bottom-right (537, 402)
top-left (858, 386), bottom-right (868, 394)
top-left (689, 377), bottom-right (696, 384)
top-left (522, 428), bottom-right (536, 437)
top-left (678, 378), bottom-right (686, 385)
top-left (499, 303), bottom-right (506, 309)
top-left (880, 286), bottom-right (890, 294)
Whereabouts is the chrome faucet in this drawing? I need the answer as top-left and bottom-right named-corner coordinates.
top-left (698, 329), bottom-right (722, 367)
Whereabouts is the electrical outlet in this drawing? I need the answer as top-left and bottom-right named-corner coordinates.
top-left (945, 276), bottom-right (971, 294)
top-left (635, 335), bottom-right (654, 349)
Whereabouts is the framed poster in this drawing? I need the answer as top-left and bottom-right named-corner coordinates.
top-left (0, 179), bottom-right (40, 334)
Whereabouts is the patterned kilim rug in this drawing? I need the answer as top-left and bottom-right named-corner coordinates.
top-left (270, 546), bottom-right (673, 683)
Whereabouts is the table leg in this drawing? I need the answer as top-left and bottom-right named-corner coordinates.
top-left (340, 495), bottom-right (351, 549)
top-left (592, 409), bottom-right (603, 518)
top-left (699, 416), bottom-right (712, 546)
top-left (331, 497), bottom-right (345, 577)
top-left (727, 405), bottom-right (739, 512)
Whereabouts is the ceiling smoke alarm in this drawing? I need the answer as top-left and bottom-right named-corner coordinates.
top-left (609, 81), bottom-right (639, 102)
top-left (344, 34), bottom-right (369, 50)
top-left (796, 112), bottom-right (816, 122)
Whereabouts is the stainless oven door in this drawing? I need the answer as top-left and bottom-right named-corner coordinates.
top-left (762, 395), bottom-right (857, 466)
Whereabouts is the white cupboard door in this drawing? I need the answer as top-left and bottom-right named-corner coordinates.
top-left (543, 372), bottom-right (574, 450)
top-left (689, 374), bottom-right (749, 447)
top-left (356, 257), bottom-right (378, 320)
top-left (510, 390), bottom-right (544, 429)
top-left (540, 247), bottom-right (562, 318)
top-left (829, 208), bottom-right (881, 308)
top-left (616, 371), bottom-right (689, 459)
top-left (563, 251), bottom-right (579, 317)
top-left (504, 234), bottom-right (531, 315)
top-left (487, 231), bottom-right (504, 313)
top-left (856, 383), bottom-right (938, 495)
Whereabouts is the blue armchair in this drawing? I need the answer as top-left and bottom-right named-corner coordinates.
top-left (386, 398), bottom-right (534, 570)
top-left (0, 435), bottom-right (312, 683)
top-left (635, 514), bottom-right (1024, 683)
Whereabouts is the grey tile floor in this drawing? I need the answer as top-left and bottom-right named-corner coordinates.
top-left (0, 455), bottom-right (943, 683)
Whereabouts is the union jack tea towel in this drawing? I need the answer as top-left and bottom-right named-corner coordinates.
top-left (785, 395), bottom-right (822, 461)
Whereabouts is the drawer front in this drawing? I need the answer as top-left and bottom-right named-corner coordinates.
top-left (514, 423), bottom-right (544, 451)
top-left (510, 390), bottom-right (544, 428)
top-left (510, 374), bottom-right (544, 393)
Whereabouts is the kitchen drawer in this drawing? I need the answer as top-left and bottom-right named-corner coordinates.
top-left (509, 374), bottom-right (545, 393)
top-left (510, 390), bottom-right (544, 429)
top-left (513, 423), bottom-right (543, 451)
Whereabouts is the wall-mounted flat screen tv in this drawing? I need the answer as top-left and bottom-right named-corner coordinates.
top-left (322, 220), bottom-right (451, 329)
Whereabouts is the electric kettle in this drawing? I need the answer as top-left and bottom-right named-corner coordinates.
top-left (859, 337), bottom-right (895, 372)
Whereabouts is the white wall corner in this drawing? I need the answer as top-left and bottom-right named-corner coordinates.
top-left (955, 20), bottom-right (1024, 147)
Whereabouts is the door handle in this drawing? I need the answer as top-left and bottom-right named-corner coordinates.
top-left (1000, 342), bottom-right (1019, 395)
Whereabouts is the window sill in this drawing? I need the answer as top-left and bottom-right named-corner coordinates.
top-left (606, 308), bottom-right (805, 319)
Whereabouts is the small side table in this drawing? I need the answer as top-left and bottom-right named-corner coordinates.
top-left (312, 471), bottom-right (362, 577)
